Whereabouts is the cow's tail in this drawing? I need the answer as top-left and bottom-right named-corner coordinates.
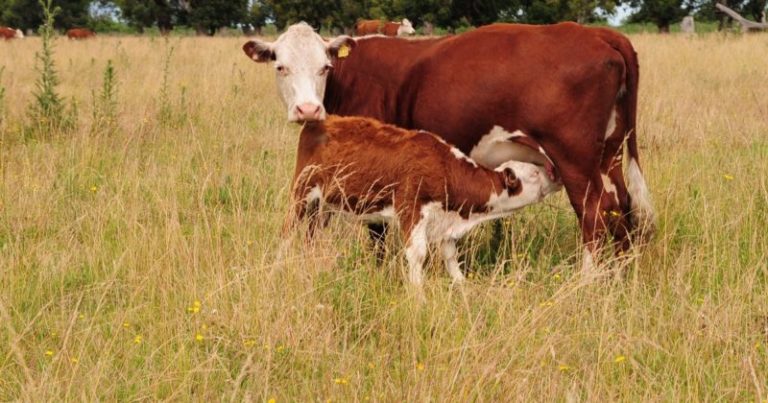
top-left (602, 30), bottom-right (655, 238)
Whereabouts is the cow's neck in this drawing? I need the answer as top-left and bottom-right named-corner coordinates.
top-left (325, 36), bottom-right (443, 124)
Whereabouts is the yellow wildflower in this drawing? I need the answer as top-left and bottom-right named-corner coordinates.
top-left (552, 273), bottom-right (561, 280)
top-left (122, 322), bottom-right (131, 328)
top-left (333, 377), bottom-right (349, 385)
top-left (723, 174), bottom-right (734, 181)
top-left (614, 355), bottom-right (626, 363)
top-left (609, 210), bottom-right (621, 218)
top-left (134, 335), bottom-right (143, 344)
top-left (195, 333), bottom-right (204, 343)
top-left (187, 300), bottom-right (202, 314)
top-left (276, 345), bottom-right (285, 353)
top-left (90, 185), bottom-right (98, 193)
top-left (539, 301), bottom-right (554, 308)
top-left (267, 398), bottom-right (276, 403)
top-left (558, 364), bottom-right (570, 372)
top-left (45, 350), bottom-right (54, 357)
top-left (70, 357), bottom-right (79, 363)
top-left (78, 313), bottom-right (85, 320)
top-left (243, 339), bottom-right (256, 348)
top-left (416, 362), bottom-right (425, 371)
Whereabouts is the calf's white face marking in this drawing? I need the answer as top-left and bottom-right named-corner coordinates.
top-left (15, 29), bottom-right (24, 38)
top-left (243, 22), bottom-right (355, 122)
top-left (486, 160), bottom-right (558, 213)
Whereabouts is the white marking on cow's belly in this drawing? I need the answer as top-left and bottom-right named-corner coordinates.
top-left (469, 126), bottom-right (548, 169)
top-left (601, 174), bottom-right (619, 204)
top-left (605, 108), bottom-right (618, 140)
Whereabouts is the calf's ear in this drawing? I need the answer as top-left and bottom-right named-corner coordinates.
top-left (502, 168), bottom-right (522, 194)
top-left (326, 35), bottom-right (356, 59)
top-left (243, 40), bottom-right (275, 62)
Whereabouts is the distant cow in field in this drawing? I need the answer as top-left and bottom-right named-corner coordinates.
top-left (287, 115), bottom-right (559, 290)
top-left (0, 27), bottom-right (24, 39)
top-left (243, 22), bottom-right (655, 272)
top-left (354, 18), bottom-right (415, 36)
top-left (66, 28), bottom-right (95, 39)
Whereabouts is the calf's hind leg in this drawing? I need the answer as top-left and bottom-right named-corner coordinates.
top-left (440, 240), bottom-right (465, 284)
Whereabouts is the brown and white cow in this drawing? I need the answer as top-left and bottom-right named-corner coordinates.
top-left (0, 27), bottom-right (24, 39)
top-left (243, 22), bottom-right (654, 272)
top-left (66, 28), bottom-right (95, 39)
top-left (354, 18), bottom-right (415, 36)
top-left (288, 115), bottom-right (559, 291)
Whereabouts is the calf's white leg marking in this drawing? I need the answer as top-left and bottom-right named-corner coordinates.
top-left (440, 241), bottom-right (464, 283)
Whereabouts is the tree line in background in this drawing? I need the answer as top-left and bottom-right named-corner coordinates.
top-left (0, 0), bottom-right (766, 34)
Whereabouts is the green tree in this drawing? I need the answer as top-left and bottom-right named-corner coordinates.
top-left (110, 0), bottom-right (188, 33)
top-left (246, 0), bottom-right (273, 34)
top-left (187, 0), bottom-right (247, 35)
top-left (629, 0), bottom-right (692, 32)
top-left (0, 0), bottom-right (91, 32)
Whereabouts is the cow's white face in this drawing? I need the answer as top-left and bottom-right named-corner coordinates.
top-left (398, 19), bottom-right (415, 36)
top-left (243, 22), bottom-right (355, 122)
top-left (15, 29), bottom-right (23, 39)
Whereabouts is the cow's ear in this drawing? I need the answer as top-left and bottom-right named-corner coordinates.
top-left (502, 168), bottom-right (522, 194)
top-left (243, 39), bottom-right (275, 63)
top-left (327, 35), bottom-right (356, 59)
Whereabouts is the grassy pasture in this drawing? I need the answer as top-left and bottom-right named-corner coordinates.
top-left (0, 33), bottom-right (767, 401)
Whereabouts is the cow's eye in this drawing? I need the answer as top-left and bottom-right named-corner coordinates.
top-left (276, 65), bottom-right (288, 75)
top-left (319, 64), bottom-right (333, 75)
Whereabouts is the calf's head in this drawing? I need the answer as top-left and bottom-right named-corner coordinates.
top-left (15, 29), bottom-right (24, 39)
top-left (487, 161), bottom-right (559, 212)
top-left (243, 22), bottom-right (355, 122)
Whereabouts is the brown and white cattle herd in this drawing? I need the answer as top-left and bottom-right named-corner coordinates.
top-left (243, 21), bottom-right (655, 292)
top-left (0, 26), bottom-right (24, 39)
top-left (3, 19), bottom-right (655, 293)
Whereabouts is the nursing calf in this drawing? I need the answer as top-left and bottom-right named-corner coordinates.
top-left (288, 116), bottom-right (559, 289)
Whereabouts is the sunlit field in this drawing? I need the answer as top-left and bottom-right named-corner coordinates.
top-left (0, 32), bottom-right (766, 401)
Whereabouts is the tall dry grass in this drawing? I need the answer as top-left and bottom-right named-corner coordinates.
top-left (0, 33), bottom-right (766, 401)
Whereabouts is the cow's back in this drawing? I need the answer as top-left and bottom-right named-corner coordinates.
top-left (355, 20), bottom-right (382, 36)
top-left (398, 23), bottom-right (627, 152)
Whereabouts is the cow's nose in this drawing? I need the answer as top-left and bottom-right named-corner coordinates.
top-left (296, 103), bottom-right (322, 120)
